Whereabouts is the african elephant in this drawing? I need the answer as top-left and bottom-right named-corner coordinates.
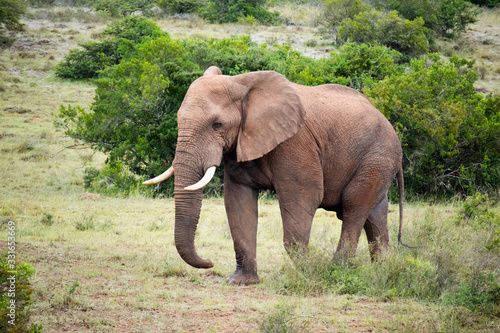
top-left (144, 66), bottom-right (404, 285)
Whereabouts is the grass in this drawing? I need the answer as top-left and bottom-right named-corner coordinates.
top-left (0, 4), bottom-right (499, 332)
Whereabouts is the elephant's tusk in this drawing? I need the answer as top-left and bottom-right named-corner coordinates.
top-left (143, 166), bottom-right (174, 185)
top-left (184, 166), bottom-right (216, 191)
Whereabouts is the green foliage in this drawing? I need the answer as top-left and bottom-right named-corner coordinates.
top-left (93, 0), bottom-right (157, 17)
top-left (446, 273), bottom-right (500, 316)
top-left (158, 0), bottom-right (205, 14)
top-left (469, 0), bottom-right (500, 7)
top-left (0, 0), bottom-right (26, 47)
top-left (317, 0), bottom-right (366, 42)
top-left (55, 16), bottom-right (167, 80)
top-left (200, 0), bottom-right (281, 24)
top-left (40, 212), bottom-right (54, 226)
top-left (385, 0), bottom-right (438, 31)
top-left (381, 0), bottom-right (479, 38)
top-left (338, 10), bottom-right (429, 59)
top-left (362, 255), bottom-right (441, 300)
top-left (364, 54), bottom-right (500, 198)
top-left (84, 164), bottom-right (148, 197)
top-left (271, 250), bottom-right (367, 296)
top-left (0, 256), bottom-right (40, 333)
top-left (327, 43), bottom-right (403, 89)
top-left (437, 0), bottom-right (480, 37)
top-left (55, 40), bottom-right (120, 79)
top-left (0, 0), bottom-right (26, 32)
top-left (456, 192), bottom-right (499, 227)
top-left (487, 230), bottom-right (500, 251)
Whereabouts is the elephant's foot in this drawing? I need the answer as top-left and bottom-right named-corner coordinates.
top-left (226, 269), bottom-right (260, 285)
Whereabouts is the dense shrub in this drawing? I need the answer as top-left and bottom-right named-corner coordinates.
top-left (54, 40), bottom-right (120, 79)
top-left (55, 16), bottom-right (167, 79)
top-left (200, 0), bottom-right (281, 24)
top-left (436, 0), bottom-right (479, 37)
top-left (266, 42), bottom-right (403, 90)
top-left (317, 0), bottom-right (366, 42)
top-left (56, 34), bottom-right (201, 194)
top-left (158, 0), bottom-right (205, 14)
top-left (381, 0), bottom-right (479, 38)
top-left (337, 10), bottom-right (429, 59)
top-left (93, 0), bottom-right (157, 17)
top-left (364, 54), bottom-right (500, 198)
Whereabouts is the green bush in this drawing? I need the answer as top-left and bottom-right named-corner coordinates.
top-left (384, 0), bottom-right (438, 31)
top-left (373, 0), bottom-right (479, 38)
top-left (55, 16), bottom-right (167, 80)
top-left (364, 54), bottom-right (500, 198)
top-left (317, 0), bottom-right (366, 43)
top-left (456, 192), bottom-right (499, 227)
top-left (0, 255), bottom-right (41, 333)
top-left (446, 273), bottom-right (500, 316)
top-left (55, 40), bottom-right (120, 79)
top-left (93, 0), bottom-right (157, 17)
top-left (200, 0), bottom-right (281, 24)
top-left (337, 10), bottom-right (429, 59)
top-left (158, 0), bottom-right (205, 14)
top-left (83, 163), bottom-right (148, 197)
top-left (437, 0), bottom-right (480, 37)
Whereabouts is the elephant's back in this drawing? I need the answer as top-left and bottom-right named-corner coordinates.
top-left (292, 82), bottom-right (402, 202)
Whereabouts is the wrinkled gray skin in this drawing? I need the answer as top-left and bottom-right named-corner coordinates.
top-left (160, 66), bottom-right (404, 285)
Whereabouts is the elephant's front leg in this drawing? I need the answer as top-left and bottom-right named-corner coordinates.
top-left (224, 174), bottom-right (260, 285)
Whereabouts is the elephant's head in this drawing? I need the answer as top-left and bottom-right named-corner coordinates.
top-left (143, 66), bottom-right (305, 268)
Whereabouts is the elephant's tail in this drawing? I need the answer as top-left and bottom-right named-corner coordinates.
top-left (397, 166), bottom-right (415, 249)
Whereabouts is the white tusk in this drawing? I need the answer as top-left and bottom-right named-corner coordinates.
top-left (184, 166), bottom-right (216, 191)
top-left (142, 166), bottom-right (174, 185)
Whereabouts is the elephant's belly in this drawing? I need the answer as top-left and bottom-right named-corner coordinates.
top-left (319, 193), bottom-right (342, 213)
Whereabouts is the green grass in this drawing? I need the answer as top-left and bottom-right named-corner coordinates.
top-left (0, 4), bottom-right (499, 332)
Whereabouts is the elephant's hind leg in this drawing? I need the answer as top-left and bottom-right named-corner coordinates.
top-left (336, 167), bottom-right (391, 259)
top-left (364, 195), bottom-right (389, 261)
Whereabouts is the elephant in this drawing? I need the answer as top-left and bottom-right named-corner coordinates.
top-left (143, 66), bottom-right (405, 285)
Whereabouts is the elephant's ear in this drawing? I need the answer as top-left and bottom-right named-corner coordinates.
top-left (234, 71), bottom-right (305, 162)
top-left (203, 66), bottom-right (222, 76)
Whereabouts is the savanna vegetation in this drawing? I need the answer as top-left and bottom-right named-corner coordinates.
top-left (1, 0), bottom-right (499, 332)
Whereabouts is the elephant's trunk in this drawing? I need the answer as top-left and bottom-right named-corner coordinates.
top-left (173, 160), bottom-right (214, 269)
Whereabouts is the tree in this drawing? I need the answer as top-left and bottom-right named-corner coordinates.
top-left (338, 10), bottom-right (429, 59)
top-left (317, 0), bottom-right (366, 43)
top-left (0, 0), bottom-right (26, 46)
top-left (364, 54), bottom-right (500, 197)
top-left (200, 0), bottom-right (280, 24)
top-left (437, 0), bottom-right (479, 37)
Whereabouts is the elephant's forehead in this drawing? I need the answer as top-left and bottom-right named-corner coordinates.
top-left (188, 76), bottom-right (229, 96)
top-left (179, 77), bottom-right (230, 118)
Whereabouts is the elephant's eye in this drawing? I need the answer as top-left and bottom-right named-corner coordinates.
top-left (212, 122), bottom-right (223, 131)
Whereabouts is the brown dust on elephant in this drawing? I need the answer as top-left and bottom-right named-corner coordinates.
top-left (144, 66), bottom-right (405, 285)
